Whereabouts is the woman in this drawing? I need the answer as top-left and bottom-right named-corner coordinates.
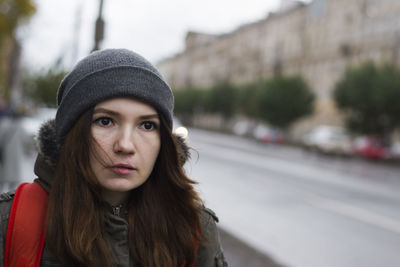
top-left (0, 49), bottom-right (227, 267)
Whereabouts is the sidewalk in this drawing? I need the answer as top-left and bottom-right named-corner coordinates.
top-left (219, 228), bottom-right (285, 267)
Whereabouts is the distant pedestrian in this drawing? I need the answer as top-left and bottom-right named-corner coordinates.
top-left (0, 97), bottom-right (10, 118)
top-left (0, 49), bottom-right (227, 266)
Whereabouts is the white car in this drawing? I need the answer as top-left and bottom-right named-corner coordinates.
top-left (302, 125), bottom-right (352, 155)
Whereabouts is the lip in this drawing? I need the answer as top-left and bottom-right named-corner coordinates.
top-left (110, 163), bottom-right (136, 175)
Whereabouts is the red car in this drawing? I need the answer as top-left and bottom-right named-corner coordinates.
top-left (352, 137), bottom-right (388, 160)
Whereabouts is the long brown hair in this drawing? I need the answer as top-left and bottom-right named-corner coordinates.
top-left (46, 108), bottom-right (202, 267)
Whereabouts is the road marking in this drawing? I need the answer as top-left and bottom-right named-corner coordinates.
top-left (306, 194), bottom-right (400, 235)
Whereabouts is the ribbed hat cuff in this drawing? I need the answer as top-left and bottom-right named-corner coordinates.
top-left (56, 67), bottom-right (173, 139)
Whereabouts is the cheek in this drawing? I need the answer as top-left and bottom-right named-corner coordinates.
top-left (92, 127), bottom-right (115, 148)
top-left (89, 143), bottom-right (105, 171)
top-left (143, 136), bottom-right (161, 164)
top-left (150, 139), bottom-right (161, 160)
top-left (90, 131), bottom-right (113, 164)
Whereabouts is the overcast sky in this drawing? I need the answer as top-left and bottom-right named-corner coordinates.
top-left (20, 0), bottom-right (309, 70)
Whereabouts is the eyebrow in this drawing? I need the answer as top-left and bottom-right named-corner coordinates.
top-left (139, 114), bottom-right (160, 120)
top-left (93, 108), bottom-right (159, 120)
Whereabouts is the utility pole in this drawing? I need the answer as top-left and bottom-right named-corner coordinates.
top-left (71, 1), bottom-right (83, 65)
top-left (92, 0), bottom-right (105, 52)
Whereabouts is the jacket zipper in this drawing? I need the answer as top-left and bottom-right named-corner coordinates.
top-left (112, 205), bottom-right (123, 217)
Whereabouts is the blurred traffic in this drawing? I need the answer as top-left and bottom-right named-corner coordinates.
top-left (300, 125), bottom-right (400, 161)
top-left (231, 120), bottom-right (400, 162)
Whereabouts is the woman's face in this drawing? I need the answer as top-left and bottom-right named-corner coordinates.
top-left (90, 97), bottom-right (161, 205)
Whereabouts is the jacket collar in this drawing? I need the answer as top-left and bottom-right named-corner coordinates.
top-left (33, 119), bottom-right (58, 192)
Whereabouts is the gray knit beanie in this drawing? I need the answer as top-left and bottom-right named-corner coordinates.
top-left (55, 48), bottom-right (174, 140)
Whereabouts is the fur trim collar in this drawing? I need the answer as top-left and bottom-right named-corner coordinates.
top-left (36, 119), bottom-right (60, 167)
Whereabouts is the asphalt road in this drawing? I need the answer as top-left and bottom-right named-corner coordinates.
top-left (187, 128), bottom-right (400, 267)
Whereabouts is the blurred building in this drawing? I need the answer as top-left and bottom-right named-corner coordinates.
top-left (157, 0), bottom-right (400, 131)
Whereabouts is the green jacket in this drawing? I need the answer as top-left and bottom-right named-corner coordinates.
top-left (0, 186), bottom-right (226, 266)
top-left (0, 120), bottom-right (227, 266)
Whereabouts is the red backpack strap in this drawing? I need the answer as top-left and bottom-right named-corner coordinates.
top-left (4, 182), bottom-right (49, 267)
top-left (181, 228), bottom-right (199, 267)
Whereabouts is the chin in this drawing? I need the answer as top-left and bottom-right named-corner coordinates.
top-left (103, 179), bottom-right (145, 192)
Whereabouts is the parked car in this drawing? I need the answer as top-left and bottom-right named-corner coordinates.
top-left (301, 125), bottom-right (352, 155)
top-left (232, 121), bottom-right (250, 136)
top-left (388, 142), bottom-right (400, 161)
top-left (352, 136), bottom-right (388, 160)
top-left (252, 124), bottom-right (285, 144)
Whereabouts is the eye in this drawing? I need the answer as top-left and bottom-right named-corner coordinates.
top-left (141, 121), bottom-right (157, 131)
top-left (94, 117), bottom-right (113, 127)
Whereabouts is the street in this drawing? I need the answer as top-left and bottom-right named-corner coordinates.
top-left (186, 128), bottom-right (400, 267)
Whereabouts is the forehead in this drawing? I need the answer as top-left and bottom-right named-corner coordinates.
top-left (94, 97), bottom-right (158, 116)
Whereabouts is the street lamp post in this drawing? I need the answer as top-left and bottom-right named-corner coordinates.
top-left (92, 0), bottom-right (105, 52)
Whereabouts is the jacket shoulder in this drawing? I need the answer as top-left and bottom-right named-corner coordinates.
top-left (199, 205), bottom-right (222, 237)
top-left (0, 190), bottom-right (14, 267)
top-left (201, 206), bottom-right (219, 223)
top-left (196, 206), bottom-right (227, 267)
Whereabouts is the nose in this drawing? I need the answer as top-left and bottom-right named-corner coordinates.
top-left (113, 126), bottom-right (136, 154)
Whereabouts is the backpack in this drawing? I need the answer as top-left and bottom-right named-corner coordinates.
top-left (4, 182), bottom-right (48, 267)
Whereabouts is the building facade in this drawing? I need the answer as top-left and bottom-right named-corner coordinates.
top-left (157, 0), bottom-right (400, 130)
